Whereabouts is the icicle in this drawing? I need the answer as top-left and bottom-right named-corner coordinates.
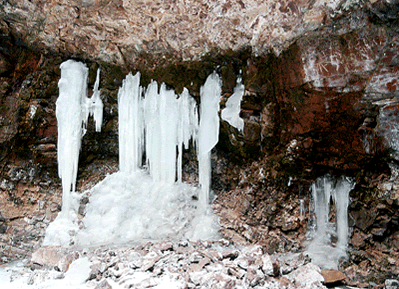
top-left (56, 60), bottom-right (89, 215)
top-left (333, 177), bottom-right (354, 251)
top-left (91, 68), bottom-right (104, 132)
top-left (306, 175), bottom-right (354, 269)
top-left (142, 83), bottom-right (198, 184)
top-left (300, 199), bottom-right (305, 222)
top-left (177, 88), bottom-right (199, 183)
top-left (221, 75), bottom-right (244, 132)
top-left (118, 72), bottom-right (143, 173)
top-left (198, 72), bottom-right (222, 206)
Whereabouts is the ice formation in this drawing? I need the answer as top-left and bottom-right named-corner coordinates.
top-left (44, 61), bottom-right (104, 246)
top-left (118, 72), bottom-right (143, 174)
top-left (198, 72), bottom-right (222, 206)
top-left (89, 68), bottom-right (104, 132)
top-left (118, 71), bottom-right (220, 202)
top-left (143, 82), bottom-right (198, 183)
top-left (306, 175), bottom-right (354, 269)
top-left (74, 72), bottom-right (221, 245)
top-left (56, 61), bottom-right (104, 216)
top-left (45, 63), bottom-right (222, 246)
top-left (75, 171), bottom-right (219, 246)
top-left (221, 76), bottom-right (244, 132)
top-left (56, 60), bottom-right (89, 216)
top-left (118, 73), bottom-right (198, 182)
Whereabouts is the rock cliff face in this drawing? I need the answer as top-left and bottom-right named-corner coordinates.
top-left (1, 0), bottom-right (373, 63)
top-left (1, 0), bottom-right (399, 286)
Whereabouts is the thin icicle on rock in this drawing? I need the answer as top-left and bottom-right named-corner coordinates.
top-left (91, 68), bottom-right (104, 132)
top-left (198, 71), bottom-right (222, 206)
top-left (221, 75), bottom-right (245, 132)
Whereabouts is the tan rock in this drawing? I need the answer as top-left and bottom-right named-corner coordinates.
top-left (31, 246), bottom-right (78, 272)
top-left (321, 269), bottom-right (346, 285)
top-left (1, 0), bottom-right (361, 64)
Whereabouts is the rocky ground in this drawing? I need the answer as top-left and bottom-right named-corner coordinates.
top-left (1, 157), bottom-right (399, 288)
top-left (2, 239), bottom-right (375, 289)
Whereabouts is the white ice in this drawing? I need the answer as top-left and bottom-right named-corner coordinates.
top-left (221, 76), bottom-right (244, 132)
top-left (118, 74), bottom-right (198, 183)
top-left (56, 60), bottom-right (89, 216)
top-left (118, 72), bottom-right (143, 174)
top-left (0, 257), bottom-right (91, 289)
top-left (306, 175), bottom-right (354, 269)
top-left (198, 72), bottom-right (222, 206)
top-left (45, 61), bottom-right (104, 245)
top-left (75, 171), bottom-right (220, 246)
top-left (89, 68), bottom-right (104, 132)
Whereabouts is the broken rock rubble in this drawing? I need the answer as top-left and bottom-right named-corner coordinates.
top-left (23, 240), bottom-right (333, 289)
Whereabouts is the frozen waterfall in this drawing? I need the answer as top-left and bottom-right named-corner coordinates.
top-left (44, 62), bottom-right (225, 246)
top-left (306, 175), bottom-right (354, 269)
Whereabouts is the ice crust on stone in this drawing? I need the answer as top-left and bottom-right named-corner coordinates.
top-left (306, 175), bottom-right (354, 269)
top-left (221, 76), bottom-right (244, 132)
top-left (198, 72), bottom-right (222, 206)
top-left (0, 258), bottom-right (92, 289)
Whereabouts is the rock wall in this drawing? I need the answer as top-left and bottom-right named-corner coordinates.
top-left (1, 0), bottom-right (376, 63)
top-left (0, 0), bottom-right (399, 286)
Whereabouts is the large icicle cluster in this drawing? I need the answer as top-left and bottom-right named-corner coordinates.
top-left (118, 71), bottom-right (222, 202)
top-left (74, 71), bottom-right (224, 245)
top-left (306, 175), bottom-right (354, 269)
top-left (118, 73), bottom-right (199, 183)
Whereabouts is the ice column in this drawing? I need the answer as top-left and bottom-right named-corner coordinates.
top-left (221, 76), bottom-right (244, 132)
top-left (307, 175), bottom-right (354, 269)
top-left (56, 60), bottom-right (89, 215)
top-left (198, 72), bottom-right (222, 206)
top-left (144, 83), bottom-right (199, 183)
top-left (144, 82), bottom-right (180, 183)
top-left (333, 177), bottom-right (353, 251)
top-left (312, 176), bottom-right (332, 239)
top-left (177, 88), bottom-right (199, 183)
top-left (118, 72), bottom-right (144, 173)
